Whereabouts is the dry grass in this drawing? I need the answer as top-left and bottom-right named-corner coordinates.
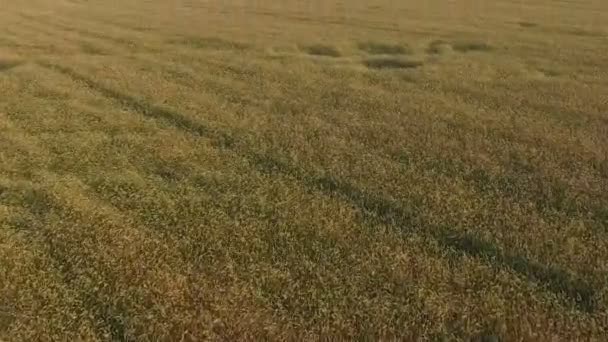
top-left (1, 0), bottom-right (608, 340)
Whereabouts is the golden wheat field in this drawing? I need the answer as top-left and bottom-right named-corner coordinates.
top-left (1, 0), bottom-right (607, 340)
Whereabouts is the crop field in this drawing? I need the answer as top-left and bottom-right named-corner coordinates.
top-left (1, 0), bottom-right (607, 340)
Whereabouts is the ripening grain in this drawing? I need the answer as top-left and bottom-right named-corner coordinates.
top-left (1, 0), bottom-right (607, 340)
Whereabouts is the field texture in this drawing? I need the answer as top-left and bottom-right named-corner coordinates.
top-left (1, 0), bottom-right (608, 340)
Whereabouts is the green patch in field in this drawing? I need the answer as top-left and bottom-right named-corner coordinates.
top-left (537, 67), bottom-right (561, 77)
top-left (79, 42), bottom-right (109, 55)
top-left (363, 57), bottom-right (423, 70)
top-left (150, 160), bottom-right (191, 183)
top-left (597, 159), bottom-right (608, 179)
top-left (0, 183), bottom-right (55, 216)
top-left (452, 41), bottom-right (493, 53)
top-left (357, 41), bottom-right (412, 55)
top-left (426, 40), bottom-right (452, 55)
top-left (167, 36), bottom-right (249, 50)
top-left (560, 27), bottom-right (605, 37)
top-left (0, 59), bottom-right (23, 72)
top-left (31, 86), bottom-right (72, 101)
top-left (302, 44), bottom-right (342, 57)
top-left (518, 21), bottom-right (538, 28)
